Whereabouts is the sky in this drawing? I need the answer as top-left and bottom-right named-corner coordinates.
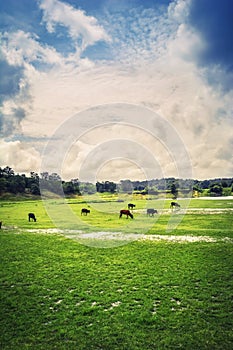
top-left (0, 0), bottom-right (233, 182)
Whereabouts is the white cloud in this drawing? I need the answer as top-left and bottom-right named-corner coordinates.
top-left (167, 23), bottom-right (204, 63)
top-left (11, 47), bottom-right (233, 180)
top-left (39, 0), bottom-right (110, 50)
top-left (168, 0), bottom-right (191, 23)
top-left (1, 30), bottom-right (63, 67)
top-left (96, 159), bottom-right (147, 182)
top-left (1, 0), bottom-right (232, 181)
top-left (0, 140), bottom-right (41, 174)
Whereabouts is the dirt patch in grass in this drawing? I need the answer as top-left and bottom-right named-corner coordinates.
top-left (11, 228), bottom-right (233, 244)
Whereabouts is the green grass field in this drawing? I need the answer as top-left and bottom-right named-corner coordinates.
top-left (0, 196), bottom-right (233, 349)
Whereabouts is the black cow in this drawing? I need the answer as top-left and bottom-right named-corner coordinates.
top-left (119, 209), bottom-right (134, 219)
top-left (128, 203), bottom-right (136, 210)
top-left (170, 202), bottom-right (180, 210)
top-left (0, 221), bottom-right (2, 229)
top-left (147, 208), bottom-right (158, 216)
top-left (28, 213), bottom-right (36, 222)
top-left (81, 208), bottom-right (90, 215)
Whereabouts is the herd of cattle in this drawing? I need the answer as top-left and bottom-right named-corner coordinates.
top-left (27, 202), bottom-right (181, 223)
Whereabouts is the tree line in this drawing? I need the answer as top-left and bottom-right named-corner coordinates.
top-left (0, 166), bottom-right (232, 197)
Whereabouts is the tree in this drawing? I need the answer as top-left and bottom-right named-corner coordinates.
top-left (79, 182), bottom-right (95, 194)
top-left (200, 180), bottom-right (210, 189)
top-left (209, 183), bottom-right (223, 196)
top-left (221, 181), bottom-right (228, 188)
top-left (2, 166), bottom-right (14, 177)
top-left (14, 175), bottom-right (26, 193)
top-left (62, 181), bottom-right (79, 195)
top-left (30, 171), bottom-right (39, 180)
top-left (30, 183), bottom-right (40, 195)
top-left (104, 181), bottom-right (116, 193)
top-left (96, 181), bottom-right (117, 193)
top-left (6, 177), bottom-right (19, 194)
top-left (49, 173), bottom-right (62, 182)
top-left (148, 186), bottom-right (158, 195)
top-left (40, 172), bottom-right (49, 180)
top-left (0, 177), bottom-right (7, 194)
top-left (193, 185), bottom-right (203, 193)
top-left (119, 180), bottom-right (133, 193)
top-left (170, 183), bottom-right (178, 198)
top-left (96, 181), bottom-right (105, 193)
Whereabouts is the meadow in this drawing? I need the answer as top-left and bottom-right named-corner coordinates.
top-left (0, 195), bottom-right (233, 349)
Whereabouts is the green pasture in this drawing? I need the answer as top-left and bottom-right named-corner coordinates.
top-left (0, 196), bottom-right (233, 349)
top-left (0, 196), bottom-right (233, 237)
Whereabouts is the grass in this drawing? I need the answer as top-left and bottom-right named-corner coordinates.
top-left (0, 196), bottom-right (233, 349)
top-left (1, 196), bottom-right (232, 237)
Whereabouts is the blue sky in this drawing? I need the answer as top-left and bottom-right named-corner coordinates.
top-left (0, 0), bottom-right (232, 181)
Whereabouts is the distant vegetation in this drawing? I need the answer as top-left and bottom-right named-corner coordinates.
top-left (0, 166), bottom-right (232, 198)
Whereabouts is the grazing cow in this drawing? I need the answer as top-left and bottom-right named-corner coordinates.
top-left (0, 221), bottom-right (2, 229)
top-left (147, 208), bottom-right (158, 216)
top-left (119, 209), bottom-right (134, 219)
top-left (128, 203), bottom-right (136, 210)
top-left (170, 202), bottom-right (180, 210)
top-left (81, 208), bottom-right (90, 215)
top-left (28, 213), bottom-right (36, 222)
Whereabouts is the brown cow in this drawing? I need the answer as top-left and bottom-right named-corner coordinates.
top-left (119, 209), bottom-right (133, 219)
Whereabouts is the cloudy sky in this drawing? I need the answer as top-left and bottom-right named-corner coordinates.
top-left (0, 0), bottom-right (232, 182)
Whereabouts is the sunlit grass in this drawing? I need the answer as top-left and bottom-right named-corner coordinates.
top-left (0, 197), bottom-right (233, 348)
top-left (0, 229), bottom-right (232, 349)
top-left (0, 197), bottom-right (233, 239)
